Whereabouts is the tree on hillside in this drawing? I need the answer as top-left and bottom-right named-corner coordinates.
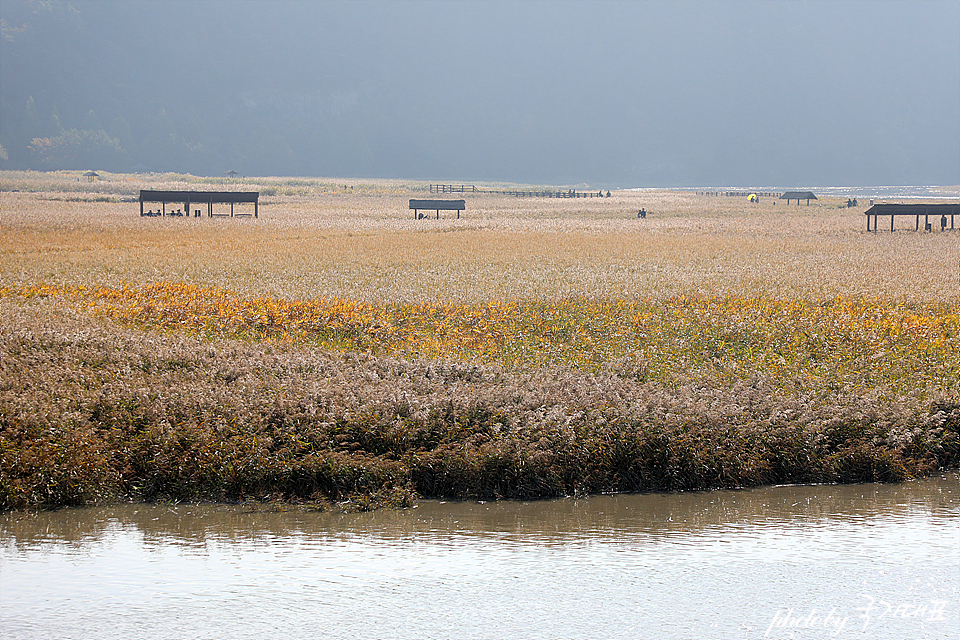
top-left (29, 128), bottom-right (127, 171)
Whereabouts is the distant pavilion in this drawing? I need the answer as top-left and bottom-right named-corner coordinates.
top-left (139, 190), bottom-right (259, 218)
top-left (779, 191), bottom-right (817, 205)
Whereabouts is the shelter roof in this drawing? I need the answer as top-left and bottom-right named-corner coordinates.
top-left (139, 190), bottom-right (259, 203)
top-left (863, 203), bottom-right (959, 215)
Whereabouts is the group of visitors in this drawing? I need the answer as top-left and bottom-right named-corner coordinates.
top-left (141, 208), bottom-right (185, 217)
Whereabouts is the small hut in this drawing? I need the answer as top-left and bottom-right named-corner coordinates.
top-left (780, 191), bottom-right (817, 205)
top-left (224, 170), bottom-right (240, 178)
top-left (83, 171), bottom-right (100, 182)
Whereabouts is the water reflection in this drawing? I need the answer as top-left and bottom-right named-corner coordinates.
top-left (1, 475), bottom-right (958, 640)
top-left (4, 475), bottom-right (956, 547)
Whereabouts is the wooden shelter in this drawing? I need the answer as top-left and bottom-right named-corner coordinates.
top-left (780, 191), bottom-right (817, 205)
top-left (409, 199), bottom-right (465, 219)
top-left (139, 190), bottom-right (259, 218)
top-left (864, 203), bottom-right (958, 232)
top-left (83, 171), bottom-right (100, 182)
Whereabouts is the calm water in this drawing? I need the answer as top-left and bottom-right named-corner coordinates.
top-left (2, 475), bottom-right (957, 640)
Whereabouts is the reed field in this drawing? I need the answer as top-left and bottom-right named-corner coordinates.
top-left (1, 171), bottom-right (958, 510)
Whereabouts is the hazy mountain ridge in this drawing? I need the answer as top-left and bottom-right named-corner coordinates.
top-left (1, 0), bottom-right (957, 186)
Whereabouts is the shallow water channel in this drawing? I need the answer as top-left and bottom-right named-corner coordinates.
top-left (2, 475), bottom-right (957, 640)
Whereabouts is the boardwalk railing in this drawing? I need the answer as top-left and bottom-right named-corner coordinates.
top-left (501, 189), bottom-right (610, 198)
top-left (695, 191), bottom-right (783, 197)
top-left (428, 184), bottom-right (614, 198)
top-left (430, 184), bottom-right (478, 193)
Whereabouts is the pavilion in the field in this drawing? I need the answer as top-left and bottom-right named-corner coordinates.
top-left (139, 190), bottom-right (259, 218)
top-left (863, 203), bottom-right (958, 232)
top-left (779, 191), bottom-right (817, 205)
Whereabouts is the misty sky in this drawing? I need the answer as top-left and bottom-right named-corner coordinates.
top-left (2, 0), bottom-right (958, 187)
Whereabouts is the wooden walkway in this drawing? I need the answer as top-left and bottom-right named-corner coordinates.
top-left (697, 191), bottom-right (783, 197)
top-left (501, 189), bottom-right (610, 198)
top-left (430, 184), bottom-right (478, 193)
top-left (428, 184), bottom-right (610, 198)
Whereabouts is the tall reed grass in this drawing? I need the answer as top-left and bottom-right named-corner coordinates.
top-left (2, 175), bottom-right (958, 509)
top-left (2, 298), bottom-right (957, 510)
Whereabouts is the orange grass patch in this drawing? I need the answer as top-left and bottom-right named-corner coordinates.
top-left (5, 282), bottom-right (958, 399)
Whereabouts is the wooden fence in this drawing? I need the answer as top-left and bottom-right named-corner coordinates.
top-left (501, 190), bottom-right (610, 198)
top-left (696, 191), bottom-right (783, 197)
top-left (429, 184), bottom-right (610, 198)
top-left (430, 184), bottom-right (478, 193)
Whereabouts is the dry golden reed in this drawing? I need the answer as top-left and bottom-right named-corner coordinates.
top-left (1, 172), bottom-right (958, 509)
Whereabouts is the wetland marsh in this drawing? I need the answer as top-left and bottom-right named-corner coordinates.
top-left (1, 172), bottom-right (958, 510)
